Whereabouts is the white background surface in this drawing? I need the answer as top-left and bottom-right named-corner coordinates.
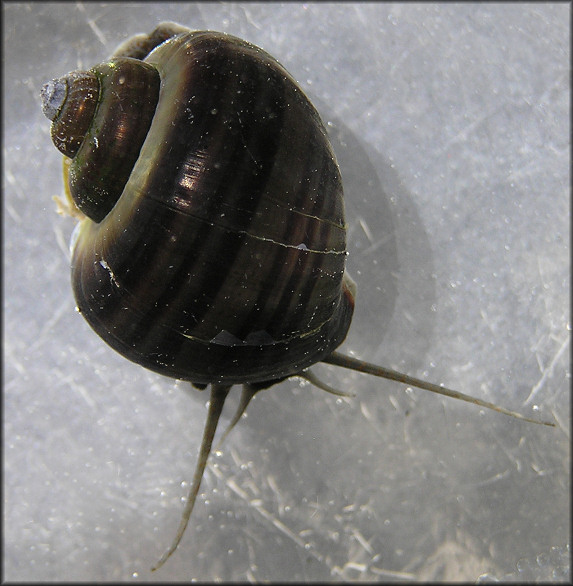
top-left (4, 2), bottom-right (570, 582)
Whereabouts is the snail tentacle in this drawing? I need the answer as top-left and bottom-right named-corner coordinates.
top-left (151, 383), bottom-right (231, 572)
top-left (215, 384), bottom-right (260, 450)
top-left (323, 351), bottom-right (555, 427)
top-left (299, 369), bottom-right (356, 398)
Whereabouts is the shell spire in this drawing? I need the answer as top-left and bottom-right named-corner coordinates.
top-left (41, 60), bottom-right (161, 222)
top-left (41, 71), bottom-right (99, 158)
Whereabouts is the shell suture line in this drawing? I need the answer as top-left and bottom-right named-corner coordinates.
top-left (149, 195), bottom-right (345, 254)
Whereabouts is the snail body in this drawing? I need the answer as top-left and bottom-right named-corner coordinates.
top-left (41, 23), bottom-right (554, 571)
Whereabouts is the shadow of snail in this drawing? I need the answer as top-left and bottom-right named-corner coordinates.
top-left (40, 22), bottom-right (555, 571)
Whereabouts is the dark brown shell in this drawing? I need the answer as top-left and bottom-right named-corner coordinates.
top-left (48, 29), bottom-right (355, 385)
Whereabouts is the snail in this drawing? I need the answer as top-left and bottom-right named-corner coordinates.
top-left (40, 22), bottom-right (554, 571)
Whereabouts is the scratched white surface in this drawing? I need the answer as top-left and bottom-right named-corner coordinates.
top-left (4, 2), bottom-right (570, 582)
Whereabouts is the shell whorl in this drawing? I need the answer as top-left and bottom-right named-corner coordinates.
top-left (67, 59), bottom-right (161, 222)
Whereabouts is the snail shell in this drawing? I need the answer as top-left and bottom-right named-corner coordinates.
top-left (42, 24), bottom-right (355, 387)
